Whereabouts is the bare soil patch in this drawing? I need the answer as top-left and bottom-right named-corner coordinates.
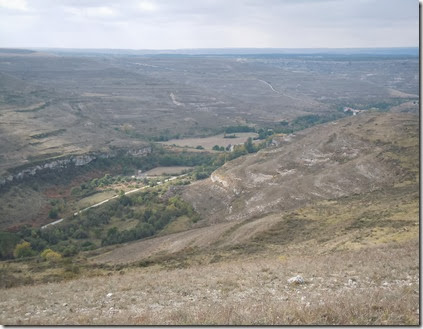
top-left (142, 166), bottom-right (193, 176)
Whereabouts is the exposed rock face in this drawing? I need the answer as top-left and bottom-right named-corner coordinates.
top-left (73, 155), bottom-right (96, 166)
top-left (127, 147), bottom-right (152, 157)
top-left (0, 147), bottom-right (152, 186)
top-left (182, 113), bottom-right (418, 225)
top-left (210, 172), bottom-right (230, 188)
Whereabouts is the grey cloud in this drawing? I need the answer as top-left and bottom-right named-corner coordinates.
top-left (0, 0), bottom-right (418, 49)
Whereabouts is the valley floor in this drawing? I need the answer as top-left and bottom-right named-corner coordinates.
top-left (0, 239), bottom-right (418, 325)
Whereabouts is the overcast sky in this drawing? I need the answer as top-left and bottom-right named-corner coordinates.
top-left (0, 0), bottom-right (418, 49)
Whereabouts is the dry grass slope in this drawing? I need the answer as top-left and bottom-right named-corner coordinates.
top-left (0, 240), bottom-right (418, 325)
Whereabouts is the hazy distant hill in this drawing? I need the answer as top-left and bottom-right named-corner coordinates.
top-left (29, 47), bottom-right (419, 56)
top-left (0, 49), bottom-right (418, 177)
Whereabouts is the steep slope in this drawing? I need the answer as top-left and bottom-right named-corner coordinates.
top-left (183, 112), bottom-right (418, 225)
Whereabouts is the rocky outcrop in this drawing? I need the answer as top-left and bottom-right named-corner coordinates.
top-left (210, 172), bottom-right (229, 188)
top-left (73, 155), bottom-right (96, 166)
top-left (126, 147), bottom-right (152, 157)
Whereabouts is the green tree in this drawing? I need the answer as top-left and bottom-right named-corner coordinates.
top-left (48, 208), bottom-right (59, 219)
top-left (245, 137), bottom-right (254, 153)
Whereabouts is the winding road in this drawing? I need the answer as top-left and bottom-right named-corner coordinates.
top-left (258, 79), bottom-right (280, 94)
top-left (257, 79), bottom-right (315, 104)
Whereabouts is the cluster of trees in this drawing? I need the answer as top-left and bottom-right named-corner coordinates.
top-left (212, 138), bottom-right (269, 167)
top-left (70, 174), bottom-right (141, 198)
top-left (0, 235), bottom-right (63, 262)
top-left (256, 128), bottom-right (274, 140)
top-left (0, 187), bottom-right (200, 260)
top-left (212, 145), bottom-right (225, 151)
top-left (102, 195), bottom-right (199, 246)
top-left (224, 125), bottom-right (255, 134)
top-left (271, 113), bottom-right (346, 134)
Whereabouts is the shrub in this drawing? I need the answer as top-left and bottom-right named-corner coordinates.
top-left (13, 241), bottom-right (35, 258)
top-left (41, 248), bottom-right (62, 262)
top-left (72, 229), bottom-right (89, 239)
top-left (62, 245), bottom-right (78, 257)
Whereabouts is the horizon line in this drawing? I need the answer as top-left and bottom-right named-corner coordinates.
top-left (0, 46), bottom-right (418, 50)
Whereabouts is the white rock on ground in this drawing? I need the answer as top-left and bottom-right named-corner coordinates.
top-left (287, 275), bottom-right (305, 284)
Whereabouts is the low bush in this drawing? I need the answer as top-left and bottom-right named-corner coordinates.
top-left (40, 248), bottom-right (62, 262)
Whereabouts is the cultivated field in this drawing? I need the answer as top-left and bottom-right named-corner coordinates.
top-left (160, 132), bottom-right (258, 150)
top-left (142, 166), bottom-right (193, 176)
